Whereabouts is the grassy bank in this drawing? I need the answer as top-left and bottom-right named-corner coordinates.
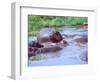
top-left (28, 15), bottom-right (88, 36)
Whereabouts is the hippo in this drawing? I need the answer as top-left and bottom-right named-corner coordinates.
top-left (73, 35), bottom-right (88, 47)
top-left (37, 28), bottom-right (63, 45)
top-left (28, 28), bottom-right (68, 57)
top-left (28, 41), bottom-right (44, 57)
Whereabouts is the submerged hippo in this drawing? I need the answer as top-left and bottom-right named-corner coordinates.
top-left (28, 41), bottom-right (44, 57)
top-left (73, 35), bottom-right (88, 47)
top-left (73, 35), bottom-right (87, 43)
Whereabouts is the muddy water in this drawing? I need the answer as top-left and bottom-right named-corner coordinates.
top-left (28, 27), bottom-right (88, 66)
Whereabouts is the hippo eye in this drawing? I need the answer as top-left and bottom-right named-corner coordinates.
top-left (55, 31), bottom-right (59, 33)
top-left (56, 31), bottom-right (59, 33)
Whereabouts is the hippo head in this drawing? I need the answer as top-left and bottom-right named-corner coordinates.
top-left (29, 41), bottom-right (44, 48)
top-left (50, 31), bottom-right (63, 43)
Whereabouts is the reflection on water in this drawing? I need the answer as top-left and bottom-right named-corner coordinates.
top-left (28, 27), bottom-right (88, 66)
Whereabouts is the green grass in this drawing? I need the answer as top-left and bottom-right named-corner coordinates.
top-left (28, 15), bottom-right (88, 36)
top-left (30, 55), bottom-right (42, 61)
top-left (28, 31), bottom-right (38, 36)
top-left (30, 55), bottom-right (47, 61)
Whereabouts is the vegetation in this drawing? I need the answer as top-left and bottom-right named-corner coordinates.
top-left (30, 55), bottom-right (42, 61)
top-left (30, 55), bottom-right (47, 61)
top-left (28, 15), bottom-right (88, 36)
